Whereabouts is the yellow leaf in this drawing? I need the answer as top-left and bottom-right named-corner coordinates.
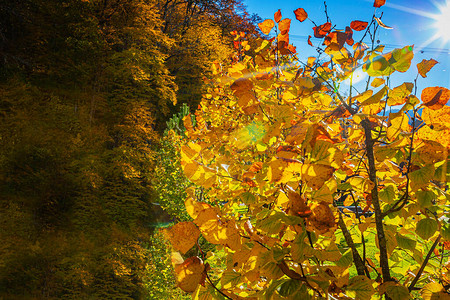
top-left (387, 111), bottom-right (411, 141)
top-left (185, 197), bottom-right (211, 220)
top-left (388, 82), bottom-right (413, 106)
top-left (417, 58), bottom-right (438, 78)
top-left (166, 221), bottom-right (200, 254)
top-left (302, 163), bottom-right (335, 190)
top-left (371, 78), bottom-right (385, 88)
top-left (421, 283), bottom-right (449, 300)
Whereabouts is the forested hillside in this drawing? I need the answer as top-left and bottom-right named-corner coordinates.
top-left (0, 0), bottom-right (259, 298)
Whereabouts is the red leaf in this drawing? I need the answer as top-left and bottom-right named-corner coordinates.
top-left (274, 9), bottom-right (282, 23)
top-left (350, 20), bottom-right (369, 31)
top-left (294, 8), bottom-right (308, 22)
top-left (308, 35), bottom-right (313, 46)
top-left (374, 0), bottom-right (386, 7)
top-left (313, 22), bottom-right (331, 38)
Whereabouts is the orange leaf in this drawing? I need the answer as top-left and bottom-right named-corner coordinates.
top-left (308, 35), bottom-right (313, 46)
top-left (417, 58), bottom-right (438, 78)
top-left (350, 20), bottom-right (369, 31)
top-left (308, 202), bottom-right (336, 234)
top-left (294, 8), bottom-right (308, 22)
top-left (288, 191), bottom-right (312, 217)
top-left (345, 26), bottom-right (354, 46)
top-left (324, 31), bottom-right (347, 49)
top-left (166, 222), bottom-right (200, 254)
top-left (258, 19), bottom-right (275, 35)
top-left (274, 9), bottom-right (282, 23)
top-left (374, 0), bottom-right (386, 7)
top-left (175, 257), bottom-right (205, 293)
top-left (421, 86), bottom-right (450, 110)
top-left (278, 18), bottom-right (291, 35)
top-left (313, 22), bottom-right (331, 38)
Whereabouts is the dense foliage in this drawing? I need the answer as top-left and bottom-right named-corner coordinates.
top-left (166, 2), bottom-right (450, 299)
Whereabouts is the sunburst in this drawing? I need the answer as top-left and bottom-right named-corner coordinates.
top-left (385, 0), bottom-right (450, 51)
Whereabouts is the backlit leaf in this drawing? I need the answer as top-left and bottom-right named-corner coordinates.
top-left (388, 82), bottom-right (414, 106)
top-left (313, 22), bottom-right (331, 38)
top-left (175, 257), bottom-right (205, 293)
top-left (374, 0), bottom-right (386, 7)
top-left (167, 222), bottom-right (200, 254)
top-left (421, 283), bottom-right (448, 300)
top-left (396, 233), bottom-right (416, 251)
top-left (278, 19), bottom-right (291, 35)
top-left (350, 21), bottom-right (369, 31)
top-left (417, 59), bottom-right (438, 78)
top-left (274, 9), bottom-right (282, 23)
top-left (294, 8), bottom-right (308, 22)
top-left (421, 86), bottom-right (450, 110)
top-left (416, 218), bottom-right (438, 240)
top-left (346, 275), bottom-right (376, 299)
top-left (409, 164), bottom-right (435, 192)
top-left (258, 19), bottom-right (275, 35)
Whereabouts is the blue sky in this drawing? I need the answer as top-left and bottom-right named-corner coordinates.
top-left (243, 0), bottom-right (450, 92)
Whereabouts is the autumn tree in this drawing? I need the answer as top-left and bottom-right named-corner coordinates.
top-left (0, 0), bottom-right (175, 298)
top-left (166, 2), bottom-right (450, 299)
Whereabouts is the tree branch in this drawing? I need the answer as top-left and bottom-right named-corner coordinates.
top-left (338, 212), bottom-right (367, 276)
top-left (408, 235), bottom-right (441, 292)
top-left (360, 118), bottom-right (392, 283)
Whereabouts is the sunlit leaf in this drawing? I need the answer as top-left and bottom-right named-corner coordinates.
top-left (421, 283), bottom-right (448, 300)
top-left (166, 221), bottom-right (200, 254)
top-left (313, 22), bottom-right (331, 38)
top-left (374, 16), bottom-right (392, 29)
top-left (417, 58), bottom-right (438, 78)
top-left (294, 8), bottom-right (308, 22)
top-left (350, 20), bottom-right (369, 31)
top-left (258, 19), bottom-right (275, 35)
top-left (388, 82), bottom-right (413, 106)
top-left (421, 86), bottom-right (450, 110)
top-left (374, 0), bottom-right (386, 7)
top-left (175, 257), bottom-right (205, 293)
top-left (408, 164), bottom-right (435, 192)
top-left (346, 275), bottom-right (376, 299)
top-left (416, 218), bottom-right (438, 240)
top-left (274, 9), bottom-right (282, 23)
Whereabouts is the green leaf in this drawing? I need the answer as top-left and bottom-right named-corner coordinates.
top-left (395, 233), bottom-right (416, 251)
top-left (221, 271), bottom-right (241, 289)
top-left (257, 211), bottom-right (285, 234)
top-left (390, 45), bottom-right (414, 72)
top-left (379, 185), bottom-right (396, 204)
top-left (409, 164), bottom-right (435, 192)
top-left (335, 249), bottom-right (353, 268)
top-left (416, 218), bottom-right (438, 240)
top-left (278, 279), bottom-right (300, 297)
top-left (264, 279), bottom-right (287, 300)
top-left (346, 275), bottom-right (376, 299)
top-left (440, 217), bottom-right (450, 241)
top-left (416, 190), bottom-right (435, 208)
top-left (386, 284), bottom-right (411, 300)
top-left (240, 192), bottom-right (256, 205)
